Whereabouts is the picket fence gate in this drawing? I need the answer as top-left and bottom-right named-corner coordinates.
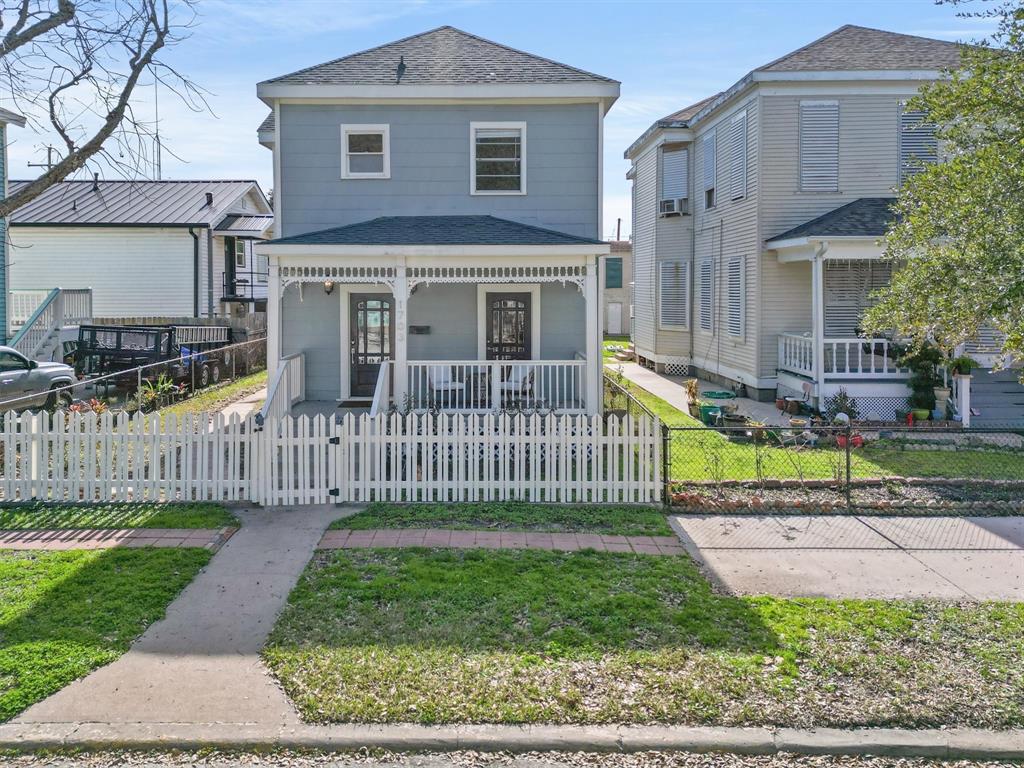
top-left (1, 411), bottom-right (662, 505)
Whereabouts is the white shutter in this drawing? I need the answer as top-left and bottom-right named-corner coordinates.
top-left (726, 256), bottom-right (744, 337)
top-left (698, 258), bottom-right (714, 332)
top-left (799, 101), bottom-right (839, 192)
top-left (729, 111), bottom-right (747, 200)
top-left (658, 260), bottom-right (689, 329)
top-left (661, 148), bottom-right (688, 201)
top-left (702, 132), bottom-right (716, 191)
top-left (899, 105), bottom-right (937, 183)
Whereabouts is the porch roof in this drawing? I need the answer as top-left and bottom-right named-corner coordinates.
top-left (265, 215), bottom-right (605, 247)
top-left (767, 197), bottom-right (898, 247)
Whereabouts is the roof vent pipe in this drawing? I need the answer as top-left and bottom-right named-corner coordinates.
top-left (205, 192), bottom-right (214, 207)
top-left (91, 172), bottom-right (99, 192)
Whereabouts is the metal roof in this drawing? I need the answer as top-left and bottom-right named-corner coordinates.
top-left (9, 179), bottom-right (265, 226)
top-left (215, 214), bottom-right (274, 236)
top-left (262, 26), bottom-right (616, 87)
top-left (767, 198), bottom-right (899, 244)
top-left (266, 215), bottom-right (604, 246)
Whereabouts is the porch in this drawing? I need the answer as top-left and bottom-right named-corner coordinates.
top-left (258, 216), bottom-right (607, 418)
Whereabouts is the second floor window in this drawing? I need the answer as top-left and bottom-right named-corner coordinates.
top-left (234, 238), bottom-right (247, 269)
top-left (701, 131), bottom-right (716, 209)
top-left (341, 124), bottom-right (390, 179)
top-left (605, 257), bottom-right (623, 289)
top-left (471, 122), bottom-right (526, 194)
top-left (799, 100), bottom-right (839, 192)
top-left (899, 105), bottom-right (938, 184)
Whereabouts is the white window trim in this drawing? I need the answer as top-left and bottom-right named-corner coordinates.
top-left (340, 123), bottom-right (391, 180)
top-left (476, 283), bottom-right (540, 360)
top-left (234, 238), bottom-right (247, 269)
top-left (701, 129), bottom-right (717, 210)
top-left (657, 259), bottom-right (689, 331)
top-left (470, 121), bottom-right (527, 196)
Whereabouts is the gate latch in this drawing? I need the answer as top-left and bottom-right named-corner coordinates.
top-left (328, 436), bottom-right (341, 445)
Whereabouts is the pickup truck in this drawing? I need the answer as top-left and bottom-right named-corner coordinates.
top-left (0, 345), bottom-right (76, 412)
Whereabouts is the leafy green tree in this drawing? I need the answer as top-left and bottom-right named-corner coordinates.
top-left (863, 1), bottom-right (1024, 365)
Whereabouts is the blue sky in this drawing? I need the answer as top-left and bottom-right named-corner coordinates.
top-left (6, 0), bottom-right (993, 238)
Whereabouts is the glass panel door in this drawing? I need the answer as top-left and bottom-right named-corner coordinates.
top-left (350, 294), bottom-right (394, 397)
top-left (486, 292), bottom-right (531, 360)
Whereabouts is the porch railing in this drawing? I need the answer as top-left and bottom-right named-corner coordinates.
top-left (8, 288), bottom-right (93, 359)
top-left (407, 359), bottom-right (586, 412)
top-left (257, 352), bottom-right (304, 427)
top-left (778, 333), bottom-right (910, 380)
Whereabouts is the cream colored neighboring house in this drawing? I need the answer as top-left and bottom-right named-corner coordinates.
top-left (600, 240), bottom-right (631, 336)
top-left (626, 25), bottom-right (960, 418)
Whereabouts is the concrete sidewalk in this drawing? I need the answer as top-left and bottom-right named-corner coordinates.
top-left (15, 505), bottom-right (345, 727)
top-left (671, 514), bottom-right (1024, 601)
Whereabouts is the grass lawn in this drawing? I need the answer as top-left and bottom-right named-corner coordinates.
top-left (603, 334), bottom-right (631, 360)
top-left (333, 502), bottom-right (672, 536)
top-left (0, 547), bottom-right (211, 721)
top-left (0, 502), bottom-right (238, 530)
top-left (264, 548), bottom-right (1024, 728)
top-left (616, 376), bottom-right (1024, 482)
top-left (160, 369), bottom-right (267, 420)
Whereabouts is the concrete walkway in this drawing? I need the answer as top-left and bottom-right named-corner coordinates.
top-left (0, 527), bottom-right (232, 550)
top-left (15, 505), bottom-right (344, 727)
top-left (672, 514), bottom-right (1024, 601)
top-left (320, 528), bottom-right (685, 555)
top-left (607, 361), bottom-right (690, 412)
top-left (218, 386), bottom-right (266, 420)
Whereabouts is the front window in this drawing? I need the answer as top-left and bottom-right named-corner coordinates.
top-left (234, 238), bottom-right (246, 269)
top-left (341, 124), bottom-right (390, 179)
top-left (471, 122), bottom-right (525, 194)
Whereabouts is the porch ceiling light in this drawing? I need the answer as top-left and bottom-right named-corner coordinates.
top-left (323, 280), bottom-right (335, 295)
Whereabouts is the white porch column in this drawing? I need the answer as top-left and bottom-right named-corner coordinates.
top-left (266, 259), bottom-right (281, 379)
top-left (585, 257), bottom-right (601, 415)
top-left (392, 260), bottom-right (409, 406)
top-left (810, 244), bottom-right (828, 399)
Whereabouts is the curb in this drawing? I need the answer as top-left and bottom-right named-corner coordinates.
top-left (1, 723), bottom-right (1022, 759)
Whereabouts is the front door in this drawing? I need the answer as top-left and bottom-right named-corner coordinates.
top-left (607, 302), bottom-right (622, 335)
top-left (486, 292), bottom-right (531, 360)
top-left (350, 294), bottom-right (394, 397)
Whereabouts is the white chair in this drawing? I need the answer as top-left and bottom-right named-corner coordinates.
top-left (500, 364), bottom-right (535, 407)
top-left (427, 365), bottom-right (464, 408)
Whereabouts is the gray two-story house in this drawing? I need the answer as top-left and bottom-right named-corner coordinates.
top-left (256, 27), bottom-right (618, 416)
top-left (626, 25), bottom-right (965, 419)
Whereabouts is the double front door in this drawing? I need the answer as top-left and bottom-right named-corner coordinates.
top-left (350, 294), bottom-right (394, 398)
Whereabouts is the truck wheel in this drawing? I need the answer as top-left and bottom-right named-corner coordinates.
top-left (45, 386), bottom-right (73, 412)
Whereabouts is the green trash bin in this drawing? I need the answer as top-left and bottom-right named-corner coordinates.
top-left (699, 403), bottom-right (722, 425)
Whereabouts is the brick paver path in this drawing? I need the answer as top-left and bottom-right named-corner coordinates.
top-left (319, 528), bottom-right (686, 555)
top-left (0, 527), bottom-right (234, 551)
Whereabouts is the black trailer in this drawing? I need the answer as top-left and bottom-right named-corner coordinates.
top-left (72, 324), bottom-right (232, 389)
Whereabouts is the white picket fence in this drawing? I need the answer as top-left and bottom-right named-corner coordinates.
top-left (1, 411), bottom-right (662, 505)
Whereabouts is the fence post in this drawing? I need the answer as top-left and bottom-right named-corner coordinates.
top-left (661, 423), bottom-right (671, 507)
top-left (845, 423), bottom-right (853, 511)
top-left (137, 367), bottom-right (143, 413)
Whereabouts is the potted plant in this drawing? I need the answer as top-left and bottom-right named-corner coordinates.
top-left (950, 355), bottom-right (978, 376)
top-left (897, 344), bottom-right (944, 423)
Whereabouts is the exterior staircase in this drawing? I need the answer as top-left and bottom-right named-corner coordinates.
top-left (7, 288), bottom-right (93, 361)
top-left (967, 367), bottom-right (1024, 428)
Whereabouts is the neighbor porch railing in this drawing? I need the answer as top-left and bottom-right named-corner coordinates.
top-left (778, 333), bottom-right (910, 380)
top-left (8, 288), bottom-right (93, 358)
top-left (406, 359), bottom-right (586, 412)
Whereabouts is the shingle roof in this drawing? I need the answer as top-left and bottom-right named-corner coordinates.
top-left (767, 198), bottom-right (898, 243)
top-left (262, 26), bottom-right (616, 86)
top-left (267, 216), bottom-right (604, 247)
top-left (257, 112), bottom-right (274, 134)
top-left (608, 240), bottom-right (631, 254)
top-left (759, 25), bottom-right (964, 72)
top-left (661, 94), bottom-right (723, 125)
top-left (9, 179), bottom-right (263, 226)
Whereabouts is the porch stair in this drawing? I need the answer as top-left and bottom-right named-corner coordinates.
top-left (8, 288), bottom-right (93, 361)
top-left (967, 368), bottom-right (1024, 428)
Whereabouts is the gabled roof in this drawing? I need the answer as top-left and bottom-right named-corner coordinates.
top-left (262, 26), bottom-right (616, 87)
top-left (627, 25), bottom-right (966, 158)
top-left (266, 215), bottom-right (604, 247)
top-left (760, 24), bottom-right (964, 72)
top-left (0, 106), bottom-right (26, 127)
top-left (9, 179), bottom-right (269, 227)
top-left (257, 112), bottom-right (274, 134)
top-left (766, 198), bottom-right (898, 244)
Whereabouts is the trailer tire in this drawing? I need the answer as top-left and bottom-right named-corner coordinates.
top-left (199, 364), bottom-right (211, 389)
top-left (210, 363), bottom-right (222, 385)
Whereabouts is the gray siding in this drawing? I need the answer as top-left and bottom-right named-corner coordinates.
top-left (630, 145), bottom-right (657, 355)
top-left (279, 103), bottom-right (598, 239)
top-left (408, 284), bottom-right (477, 359)
top-left (281, 283), bottom-right (340, 401)
top-left (0, 124), bottom-right (6, 342)
top-left (691, 95), bottom-right (761, 384)
top-left (758, 91), bottom-right (916, 376)
top-left (540, 283), bottom-right (585, 358)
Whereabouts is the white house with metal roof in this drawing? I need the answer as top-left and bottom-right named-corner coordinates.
top-left (256, 26), bottom-right (619, 416)
top-left (626, 24), bottom-right (971, 420)
top-left (7, 178), bottom-right (273, 323)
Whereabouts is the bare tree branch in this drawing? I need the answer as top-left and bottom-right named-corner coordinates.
top-left (0, 0), bottom-right (74, 59)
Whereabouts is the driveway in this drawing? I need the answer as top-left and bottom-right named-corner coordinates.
top-left (671, 515), bottom-right (1024, 601)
